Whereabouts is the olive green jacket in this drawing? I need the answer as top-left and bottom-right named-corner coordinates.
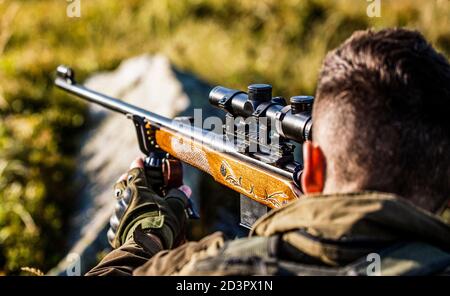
top-left (86, 192), bottom-right (450, 276)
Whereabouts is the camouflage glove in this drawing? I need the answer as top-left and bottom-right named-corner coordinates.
top-left (107, 167), bottom-right (189, 250)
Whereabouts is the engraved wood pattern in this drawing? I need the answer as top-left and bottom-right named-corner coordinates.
top-left (155, 127), bottom-right (301, 208)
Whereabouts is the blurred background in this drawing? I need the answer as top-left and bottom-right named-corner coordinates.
top-left (0, 0), bottom-right (449, 275)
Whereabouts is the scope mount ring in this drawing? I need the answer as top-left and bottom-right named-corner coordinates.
top-left (274, 105), bottom-right (292, 138)
top-left (252, 96), bottom-right (286, 118)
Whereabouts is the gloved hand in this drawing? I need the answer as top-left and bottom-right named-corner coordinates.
top-left (107, 158), bottom-right (190, 250)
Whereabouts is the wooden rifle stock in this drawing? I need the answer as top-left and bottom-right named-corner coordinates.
top-left (155, 126), bottom-right (301, 209)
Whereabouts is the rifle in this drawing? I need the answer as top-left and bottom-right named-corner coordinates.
top-left (54, 65), bottom-right (313, 228)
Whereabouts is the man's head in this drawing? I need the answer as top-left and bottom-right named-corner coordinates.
top-left (301, 28), bottom-right (450, 213)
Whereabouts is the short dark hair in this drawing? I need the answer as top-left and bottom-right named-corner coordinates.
top-left (314, 28), bottom-right (450, 212)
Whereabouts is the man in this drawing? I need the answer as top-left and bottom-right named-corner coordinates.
top-left (86, 28), bottom-right (450, 276)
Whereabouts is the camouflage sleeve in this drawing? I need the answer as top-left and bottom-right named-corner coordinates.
top-left (85, 230), bottom-right (164, 276)
top-left (133, 232), bottom-right (225, 275)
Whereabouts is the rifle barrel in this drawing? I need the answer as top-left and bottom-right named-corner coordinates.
top-left (55, 65), bottom-right (293, 180)
top-left (55, 66), bottom-right (173, 128)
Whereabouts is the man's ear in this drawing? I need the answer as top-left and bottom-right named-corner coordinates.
top-left (301, 141), bottom-right (326, 194)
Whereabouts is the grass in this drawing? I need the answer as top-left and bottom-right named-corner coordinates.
top-left (0, 0), bottom-right (449, 274)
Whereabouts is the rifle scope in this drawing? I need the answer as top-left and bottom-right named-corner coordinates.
top-left (209, 84), bottom-right (313, 143)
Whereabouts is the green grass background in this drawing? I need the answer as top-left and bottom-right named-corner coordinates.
top-left (0, 0), bottom-right (449, 274)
